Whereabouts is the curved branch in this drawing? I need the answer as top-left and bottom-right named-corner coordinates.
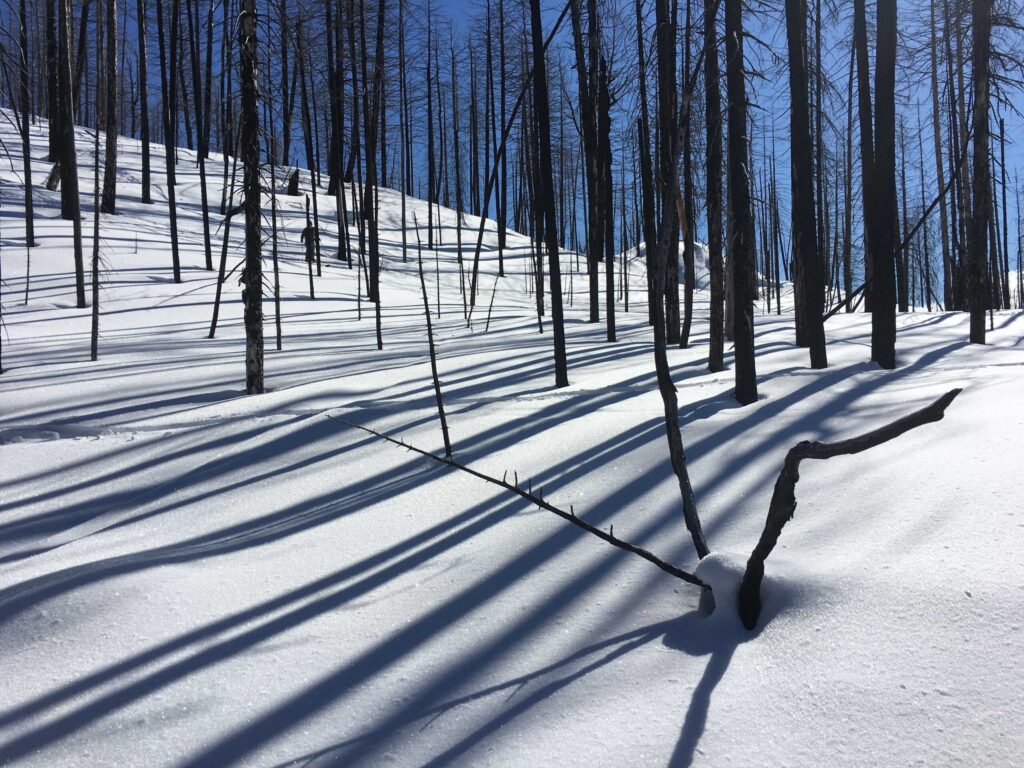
top-left (737, 388), bottom-right (962, 630)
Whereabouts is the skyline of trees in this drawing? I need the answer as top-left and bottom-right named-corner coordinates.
top-left (1, 0), bottom-right (1022, 390)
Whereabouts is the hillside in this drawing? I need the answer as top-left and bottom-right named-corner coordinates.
top-left (1, 115), bottom-right (1022, 767)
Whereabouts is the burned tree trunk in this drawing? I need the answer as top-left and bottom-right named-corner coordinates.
top-left (705, 0), bottom-right (724, 370)
top-left (56, 0), bottom-right (86, 308)
top-left (100, 0), bottom-right (118, 213)
top-left (18, 0), bottom-right (35, 246)
top-left (529, 0), bottom-right (569, 388)
top-left (655, 0), bottom-right (680, 344)
top-left (725, 0), bottom-right (757, 404)
top-left (239, 0), bottom-right (263, 393)
top-left (599, 57), bottom-right (615, 343)
top-left (967, 0), bottom-right (991, 344)
top-left (869, 0), bottom-right (898, 368)
top-left (785, 0), bottom-right (827, 368)
top-left (155, 0), bottom-right (182, 282)
top-left (185, 0), bottom-right (212, 269)
top-left (414, 214), bottom-right (452, 458)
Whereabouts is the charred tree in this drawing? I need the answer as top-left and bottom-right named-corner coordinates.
top-left (869, 0), bottom-right (898, 367)
top-left (785, 0), bottom-right (827, 368)
top-left (18, 0), bottom-right (35, 246)
top-left (239, 0), bottom-right (263, 393)
top-left (100, 0), bottom-right (118, 213)
top-left (705, 0), bottom-right (724, 370)
top-left (966, 0), bottom-right (991, 344)
top-left (155, 0), bottom-right (182, 282)
top-left (529, 0), bottom-right (569, 387)
top-left (56, 0), bottom-right (86, 308)
top-left (136, 0), bottom-right (152, 203)
top-left (725, 0), bottom-right (757, 403)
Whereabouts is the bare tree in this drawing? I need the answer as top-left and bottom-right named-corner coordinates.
top-left (239, 0), bottom-right (263, 393)
top-left (528, 0), bottom-right (569, 387)
top-left (725, 0), bottom-right (757, 403)
top-left (100, 0), bottom-right (118, 213)
top-left (967, 0), bottom-right (992, 344)
top-left (785, 0), bottom-right (827, 368)
top-left (56, 0), bottom-right (86, 308)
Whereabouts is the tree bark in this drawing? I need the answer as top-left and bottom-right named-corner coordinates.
top-left (967, 0), bottom-right (991, 343)
top-left (725, 0), bottom-right (757, 404)
top-left (869, 0), bottom-right (898, 367)
top-left (239, 0), bottom-right (263, 393)
top-left (785, 0), bottom-right (827, 368)
top-left (155, 0), bottom-right (182, 282)
top-left (100, 0), bottom-right (118, 213)
top-left (528, 0), bottom-right (569, 388)
top-left (56, 0), bottom-right (86, 307)
top-left (18, 0), bottom-right (35, 245)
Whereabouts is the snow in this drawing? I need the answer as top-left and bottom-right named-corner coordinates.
top-left (1, 113), bottom-right (1023, 767)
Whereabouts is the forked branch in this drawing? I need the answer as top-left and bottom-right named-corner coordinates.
top-left (737, 388), bottom-right (962, 630)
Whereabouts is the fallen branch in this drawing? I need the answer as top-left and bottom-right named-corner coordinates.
top-left (737, 388), bottom-right (962, 630)
top-left (328, 415), bottom-right (707, 590)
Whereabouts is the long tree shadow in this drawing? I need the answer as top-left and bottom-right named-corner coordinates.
top-left (0, 402), bottom-right (677, 761)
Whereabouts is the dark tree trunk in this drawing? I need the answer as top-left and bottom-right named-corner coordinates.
top-left (929, 0), bottom-right (951, 309)
top-left (18, 0), bottom-right (36, 246)
top-left (725, 0), bottom-right (757, 404)
top-left (451, 43), bottom-right (465, 296)
top-left (91, 38), bottom-right (101, 361)
top-left (136, 0), bottom-right (152, 203)
top-left (705, 0), bottom-right (724, 369)
top-left (785, 0), bottom-right (827, 368)
top-left (843, 41), bottom-right (854, 311)
top-left (636, 0), bottom-right (657, 327)
top-left (270, 135), bottom-right (282, 350)
top-left (155, 0), bottom-right (182, 282)
top-left (497, 0), bottom-right (508, 276)
top-left (570, 0), bottom-right (603, 325)
top-left (56, 0), bottom-right (86, 307)
top-left (46, 0), bottom-right (59, 161)
top-left (100, 0), bottom-right (118, 213)
top-left (184, 0), bottom-right (212, 268)
top-left (414, 218), bottom-right (452, 457)
top-left (239, 0), bottom-right (263, 393)
top-left (362, 0), bottom-right (386, 351)
top-left (72, 0), bottom-right (92, 110)
top-left (600, 57), bottom-right (615, 342)
top-left (655, 0), bottom-right (679, 344)
top-left (679, 0), bottom-right (695, 349)
top-left (853, 0), bottom-right (875, 311)
top-left (869, 0), bottom-right (898, 367)
top-left (967, 0), bottom-right (991, 343)
top-left (528, 0), bottom-right (568, 387)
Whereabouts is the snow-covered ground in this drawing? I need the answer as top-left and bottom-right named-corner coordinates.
top-left (1, 114), bottom-right (1022, 767)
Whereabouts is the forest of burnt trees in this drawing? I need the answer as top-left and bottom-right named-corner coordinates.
top-left (3, 0), bottom-right (1023, 385)
top-left (0, 0), bottom-right (1020, 649)
top-left (0, 0), bottom-right (1022, 395)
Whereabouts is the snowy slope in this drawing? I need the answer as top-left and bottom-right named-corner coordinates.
top-left (1, 113), bottom-right (1023, 768)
